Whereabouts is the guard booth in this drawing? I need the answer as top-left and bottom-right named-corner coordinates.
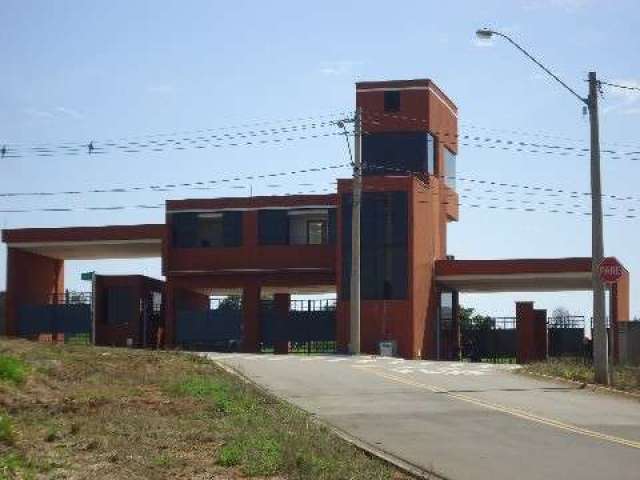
top-left (94, 275), bottom-right (164, 348)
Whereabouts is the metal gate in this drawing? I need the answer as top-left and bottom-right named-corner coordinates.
top-left (547, 316), bottom-right (587, 358)
top-left (17, 292), bottom-right (92, 343)
top-left (460, 317), bottom-right (517, 363)
top-left (260, 299), bottom-right (336, 353)
top-left (175, 297), bottom-right (243, 351)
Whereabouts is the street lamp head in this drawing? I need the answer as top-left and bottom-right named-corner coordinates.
top-left (475, 28), bottom-right (494, 39)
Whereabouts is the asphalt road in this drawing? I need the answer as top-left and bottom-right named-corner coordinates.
top-left (206, 353), bottom-right (640, 480)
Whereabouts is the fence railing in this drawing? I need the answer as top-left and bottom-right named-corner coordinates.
top-left (48, 291), bottom-right (92, 305)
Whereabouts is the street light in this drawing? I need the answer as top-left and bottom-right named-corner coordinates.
top-left (476, 28), bottom-right (609, 385)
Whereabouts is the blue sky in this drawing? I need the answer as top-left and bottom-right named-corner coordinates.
top-left (1, 0), bottom-right (639, 319)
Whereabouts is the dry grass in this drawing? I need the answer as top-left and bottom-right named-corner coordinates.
top-left (0, 338), bottom-right (408, 480)
top-left (522, 358), bottom-right (640, 395)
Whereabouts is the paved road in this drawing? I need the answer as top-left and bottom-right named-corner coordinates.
top-left (206, 353), bottom-right (640, 480)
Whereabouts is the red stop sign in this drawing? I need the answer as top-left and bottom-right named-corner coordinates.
top-left (599, 258), bottom-right (624, 283)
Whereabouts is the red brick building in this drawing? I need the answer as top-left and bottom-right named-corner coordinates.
top-left (1, 79), bottom-right (631, 360)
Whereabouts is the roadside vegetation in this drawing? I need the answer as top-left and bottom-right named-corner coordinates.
top-left (522, 358), bottom-right (640, 395)
top-left (0, 338), bottom-right (407, 479)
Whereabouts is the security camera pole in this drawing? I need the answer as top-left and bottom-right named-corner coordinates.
top-left (475, 29), bottom-right (609, 384)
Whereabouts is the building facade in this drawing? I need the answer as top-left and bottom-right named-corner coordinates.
top-left (1, 79), bottom-right (631, 360)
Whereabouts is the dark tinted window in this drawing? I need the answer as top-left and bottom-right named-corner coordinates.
top-left (172, 212), bottom-right (198, 248)
top-left (427, 133), bottom-right (436, 175)
top-left (383, 91), bottom-right (400, 112)
top-left (258, 210), bottom-right (289, 245)
top-left (341, 191), bottom-right (408, 300)
top-left (362, 132), bottom-right (436, 176)
top-left (172, 211), bottom-right (243, 248)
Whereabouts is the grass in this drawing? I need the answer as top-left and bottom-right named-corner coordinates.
top-left (0, 338), bottom-right (408, 479)
top-left (522, 358), bottom-right (640, 394)
top-left (0, 354), bottom-right (28, 385)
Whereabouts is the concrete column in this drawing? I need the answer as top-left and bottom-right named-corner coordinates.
top-left (5, 248), bottom-right (64, 336)
top-left (242, 283), bottom-right (261, 353)
top-left (273, 293), bottom-right (291, 354)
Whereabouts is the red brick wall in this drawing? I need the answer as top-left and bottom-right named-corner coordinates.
top-left (5, 248), bottom-right (64, 336)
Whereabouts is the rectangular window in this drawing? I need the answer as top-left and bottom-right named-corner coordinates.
top-left (307, 220), bottom-right (326, 245)
top-left (444, 148), bottom-right (456, 190)
top-left (427, 133), bottom-right (436, 175)
top-left (172, 211), bottom-right (243, 248)
top-left (258, 210), bottom-right (289, 245)
top-left (341, 191), bottom-right (408, 300)
top-left (197, 214), bottom-right (223, 247)
top-left (383, 91), bottom-right (401, 112)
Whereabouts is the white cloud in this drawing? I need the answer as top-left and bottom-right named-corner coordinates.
top-left (23, 108), bottom-right (54, 119)
top-left (56, 106), bottom-right (84, 119)
top-left (318, 61), bottom-right (362, 77)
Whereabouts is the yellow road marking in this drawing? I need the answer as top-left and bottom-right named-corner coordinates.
top-left (357, 366), bottom-right (640, 450)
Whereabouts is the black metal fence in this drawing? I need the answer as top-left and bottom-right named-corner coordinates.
top-left (175, 296), bottom-right (243, 352)
top-left (18, 291), bottom-right (92, 344)
top-left (547, 316), bottom-right (589, 359)
top-left (460, 316), bottom-right (517, 363)
top-left (260, 299), bottom-right (337, 354)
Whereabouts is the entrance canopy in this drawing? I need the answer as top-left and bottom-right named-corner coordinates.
top-left (435, 257), bottom-right (601, 292)
top-left (2, 224), bottom-right (164, 260)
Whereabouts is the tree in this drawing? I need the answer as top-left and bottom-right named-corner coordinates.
top-left (458, 306), bottom-right (494, 329)
top-left (550, 307), bottom-right (571, 327)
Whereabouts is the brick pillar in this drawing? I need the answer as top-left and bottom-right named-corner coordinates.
top-left (516, 301), bottom-right (536, 364)
top-left (242, 283), bottom-right (261, 353)
top-left (610, 271), bottom-right (630, 363)
top-left (273, 293), bottom-right (291, 354)
top-left (533, 309), bottom-right (548, 361)
top-left (6, 248), bottom-right (64, 336)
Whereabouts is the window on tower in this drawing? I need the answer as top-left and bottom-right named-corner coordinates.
top-left (444, 148), bottom-right (457, 190)
top-left (383, 91), bottom-right (401, 112)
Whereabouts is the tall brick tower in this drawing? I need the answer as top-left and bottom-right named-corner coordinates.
top-left (336, 79), bottom-right (459, 359)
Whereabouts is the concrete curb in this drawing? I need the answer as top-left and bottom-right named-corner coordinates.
top-left (517, 368), bottom-right (640, 401)
top-left (212, 358), bottom-right (448, 480)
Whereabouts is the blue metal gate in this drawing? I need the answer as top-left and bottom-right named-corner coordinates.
top-left (175, 298), bottom-right (243, 351)
top-left (18, 292), bottom-right (92, 343)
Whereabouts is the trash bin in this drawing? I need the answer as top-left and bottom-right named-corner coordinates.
top-left (379, 340), bottom-right (397, 357)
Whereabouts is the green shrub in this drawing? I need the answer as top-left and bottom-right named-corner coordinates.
top-left (0, 354), bottom-right (28, 385)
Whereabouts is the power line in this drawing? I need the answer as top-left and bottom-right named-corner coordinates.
top-left (1, 109), bottom-right (354, 148)
top-left (599, 81), bottom-right (640, 92)
top-left (2, 175), bottom-right (638, 220)
top-left (0, 164), bottom-right (350, 198)
top-left (361, 109), bottom-right (640, 161)
top-left (1, 120), bottom-right (348, 158)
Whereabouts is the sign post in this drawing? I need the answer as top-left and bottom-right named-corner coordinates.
top-left (81, 271), bottom-right (96, 345)
top-left (598, 258), bottom-right (624, 284)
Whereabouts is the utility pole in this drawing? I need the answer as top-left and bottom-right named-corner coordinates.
top-left (588, 71), bottom-right (609, 385)
top-left (350, 107), bottom-right (362, 355)
top-left (475, 29), bottom-right (610, 385)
